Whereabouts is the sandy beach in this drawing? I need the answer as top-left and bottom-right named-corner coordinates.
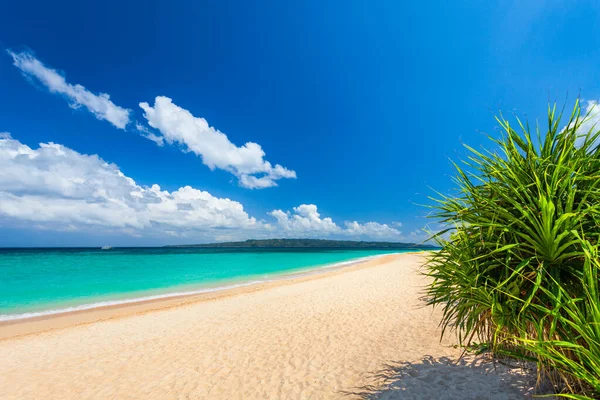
top-left (0, 253), bottom-right (536, 399)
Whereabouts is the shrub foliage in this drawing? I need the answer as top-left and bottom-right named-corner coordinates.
top-left (425, 101), bottom-right (600, 398)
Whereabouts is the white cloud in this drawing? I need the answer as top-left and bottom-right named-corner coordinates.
top-left (0, 134), bottom-right (261, 236)
top-left (0, 134), bottom-right (409, 242)
top-left (135, 122), bottom-right (164, 146)
top-left (8, 50), bottom-right (131, 129)
top-left (7, 51), bottom-right (293, 189)
top-left (575, 100), bottom-right (600, 148)
top-left (139, 96), bottom-right (296, 189)
top-left (269, 204), bottom-right (341, 234)
top-left (269, 204), bottom-right (404, 240)
top-left (343, 221), bottom-right (401, 238)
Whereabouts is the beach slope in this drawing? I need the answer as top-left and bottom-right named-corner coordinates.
top-left (0, 253), bottom-right (533, 399)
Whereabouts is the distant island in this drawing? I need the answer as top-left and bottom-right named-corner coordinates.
top-left (166, 238), bottom-right (439, 249)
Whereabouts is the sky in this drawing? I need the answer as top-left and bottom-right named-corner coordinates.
top-left (1, 1), bottom-right (600, 246)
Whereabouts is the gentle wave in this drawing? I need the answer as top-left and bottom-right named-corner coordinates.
top-left (0, 253), bottom-right (391, 322)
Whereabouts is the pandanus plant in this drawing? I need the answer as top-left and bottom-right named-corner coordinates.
top-left (424, 100), bottom-right (600, 398)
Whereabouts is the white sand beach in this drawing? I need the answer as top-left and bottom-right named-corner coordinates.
top-left (0, 253), bottom-right (536, 399)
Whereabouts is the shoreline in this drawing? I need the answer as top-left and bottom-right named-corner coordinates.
top-left (0, 252), bottom-right (416, 340)
top-left (0, 252), bottom-right (391, 322)
top-left (0, 251), bottom-right (538, 399)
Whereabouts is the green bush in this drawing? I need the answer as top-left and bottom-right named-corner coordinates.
top-left (424, 101), bottom-right (600, 398)
top-left (513, 238), bottom-right (600, 398)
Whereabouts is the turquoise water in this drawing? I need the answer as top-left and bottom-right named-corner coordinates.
top-left (0, 247), bottom-right (419, 320)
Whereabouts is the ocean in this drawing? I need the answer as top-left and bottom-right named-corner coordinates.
top-left (0, 247), bottom-right (420, 321)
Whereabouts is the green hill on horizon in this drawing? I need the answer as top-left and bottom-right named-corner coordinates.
top-left (166, 238), bottom-right (437, 249)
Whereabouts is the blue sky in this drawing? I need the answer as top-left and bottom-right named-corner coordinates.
top-left (1, 1), bottom-right (600, 246)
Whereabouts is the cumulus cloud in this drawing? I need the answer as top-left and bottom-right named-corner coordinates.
top-left (0, 134), bottom-right (260, 236)
top-left (135, 122), bottom-right (164, 146)
top-left (0, 134), bottom-right (407, 241)
top-left (8, 50), bottom-right (131, 129)
top-left (139, 96), bottom-right (296, 189)
top-left (269, 204), bottom-right (403, 240)
top-left (575, 100), bottom-right (600, 148)
top-left (269, 204), bottom-right (341, 234)
top-left (7, 50), bottom-right (293, 189)
top-left (343, 221), bottom-right (402, 238)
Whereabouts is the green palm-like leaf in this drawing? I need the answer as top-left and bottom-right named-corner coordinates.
top-left (424, 100), bottom-right (600, 398)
